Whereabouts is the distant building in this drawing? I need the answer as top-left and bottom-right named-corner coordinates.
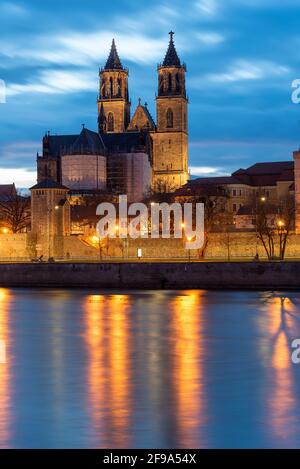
top-left (0, 183), bottom-right (17, 201)
top-left (36, 32), bottom-right (189, 201)
top-left (178, 161), bottom-right (294, 217)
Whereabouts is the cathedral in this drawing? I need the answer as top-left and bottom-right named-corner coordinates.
top-left (37, 32), bottom-right (189, 201)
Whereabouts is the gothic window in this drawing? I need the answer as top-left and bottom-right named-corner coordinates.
top-left (166, 108), bottom-right (173, 128)
top-left (109, 77), bottom-right (113, 97)
top-left (117, 78), bottom-right (122, 97)
top-left (159, 75), bottom-right (164, 94)
top-left (107, 113), bottom-right (114, 132)
top-left (101, 79), bottom-right (106, 98)
top-left (168, 73), bottom-right (172, 92)
top-left (175, 73), bottom-right (180, 92)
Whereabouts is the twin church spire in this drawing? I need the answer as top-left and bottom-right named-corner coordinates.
top-left (98, 32), bottom-right (186, 133)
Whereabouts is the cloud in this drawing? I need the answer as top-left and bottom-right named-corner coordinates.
top-left (195, 32), bottom-right (225, 45)
top-left (205, 60), bottom-right (290, 83)
top-left (195, 0), bottom-right (218, 16)
top-left (0, 2), bottom-right (28, 17)
top-left (0, 141), bottom-right (40, 163)
top-left (6, 69), bottom-right (97, 97)
top-left (0, 168), bottom-right (36, 187)
top-left (1, 30), bottom-right (167, 68)
top-left (189, 165), bottom-right (227, 176)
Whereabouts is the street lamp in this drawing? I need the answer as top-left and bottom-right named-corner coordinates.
top-left (254, 195), bottom-right (267, 258)
top-left (187, 236), bottom-right (192, 262)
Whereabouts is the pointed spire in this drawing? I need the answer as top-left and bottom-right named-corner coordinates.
top-left (104, 39), bottom-right (123, 70)
top-left (162, 31), bottom-right (181, 68)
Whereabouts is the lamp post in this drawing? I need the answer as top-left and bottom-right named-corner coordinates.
top-left (187, 236), bottom-right (192, 262)
top-left (47, 204), bottom-right (59, 260)
top-left (255, 196), bottom-right (267, 258)
top-left (277, 219), bottom-right (285, 259)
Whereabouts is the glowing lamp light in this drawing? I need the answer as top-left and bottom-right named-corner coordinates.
top-left (55, 205), bottom-right (59, 210)
top-left (278, 220), bottom-right (284, 228)
top-left (2, 228), bottom-right (9, 234)
top-left (92, 235), bottom-right (99, 243)
top-left (181, 223), bottom-right (185, 228)
top-left (261, 197), bottom-right (266, 202)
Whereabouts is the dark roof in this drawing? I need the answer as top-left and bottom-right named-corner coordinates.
top-left (70, 128), bottom-right (106, 155)
top-left (30, 178), bottom-right (69, 191)
top-left (46, 134), bottom-right (78, 157)
top-left (241, 161), bottom-right (294, 175)
top-left (162, 32), bottom-right (181, 68)
top-left (102, 131), bottom-right (147, 153)
top-left (104, 39), bottom-right (123, 70)
top-left (188, 176), bottom-right (242, 185)
top-left (0, 184), bottom-right (16, 196)
top-left (45, 128), bottom-right (106, 157)
top-left (191, 161), bottom-right (294, 189)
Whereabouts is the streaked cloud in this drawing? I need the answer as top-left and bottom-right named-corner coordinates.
top-left (205, 60), bottom-right (290, 83)
top-left (0, 2), bottom-right (28, 17)
top-left (189, 165), bottom-right (227, 176)
top-left (0, 168), bottom-right (36, 187)
top-left (195, 32), bottom-right (225, 45)
top-left (6, 69), bottom-right (97, 97)
top-left (195, 0), bottom-right (218, 16)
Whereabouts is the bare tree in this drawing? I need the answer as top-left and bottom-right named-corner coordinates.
top-left (0, 193), bottom-right (31, 233)
top-left (255, 195), bottom-right (294, 260)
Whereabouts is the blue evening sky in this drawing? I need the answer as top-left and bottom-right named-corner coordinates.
top-left (1, 0), bottom-right (300, 187)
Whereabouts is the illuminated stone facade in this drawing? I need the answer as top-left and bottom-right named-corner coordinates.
top-left (30, 179), bottom-right (71, 258)
top-left (36, 32), bottom-right (189, 200)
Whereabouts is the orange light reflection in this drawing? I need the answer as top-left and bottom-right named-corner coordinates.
top-left (171, 291), bottom-right (205, 447)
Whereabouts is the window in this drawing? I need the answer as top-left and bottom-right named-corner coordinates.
top-left (233, 204), bottom-right (237, 212)
top-left (166, 108), bottom-right (173, 128)
top-left (109, 77), bottom-right (113, 97)
top-left (233, 189), bottom-right (236, 196)
top-left (107, 113), bottom-right (114, 132)
top-left (168, 73), bottom-right (172, 92)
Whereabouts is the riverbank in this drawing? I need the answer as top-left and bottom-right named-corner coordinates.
top-left (1, 261), bottom-right (300, 289)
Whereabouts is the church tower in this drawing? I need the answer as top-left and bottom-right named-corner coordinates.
top-left (151, 32), bottom-right (189, 191)
top-left (98, 39), bottom-right (131, 133)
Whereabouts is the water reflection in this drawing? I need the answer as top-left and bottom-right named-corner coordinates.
top-left (84, 294), bottom-right (131, 448)
top-left (171, 291), bottom-right (205, 447)
top-left (1, 288), bottom-right (300, 448)
top-left (0, 289), bottom-right (11, 447)
top-left (267, 295), bottom-right (298, 444)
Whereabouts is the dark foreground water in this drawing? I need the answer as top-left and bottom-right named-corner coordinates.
top-left (1, 288), bottom-right (300, 448)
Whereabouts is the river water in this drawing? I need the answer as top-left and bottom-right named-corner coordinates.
top-left (0, 288), bottom-right (300, 448)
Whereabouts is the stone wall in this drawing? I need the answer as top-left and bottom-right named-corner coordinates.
top-left (0, 234), bottom-right (35, 259)
top-left (2, 232), bottom-right (300, 260)
top-left (1, 261), bottom-right (300, 289)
